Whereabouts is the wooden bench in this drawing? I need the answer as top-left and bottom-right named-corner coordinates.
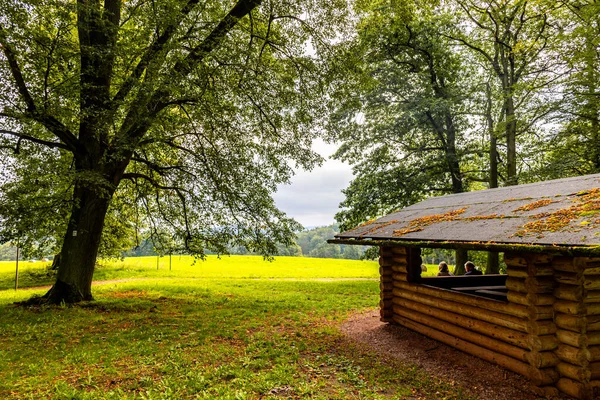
top-left (474, 289), bottom-right (508, 301)
top-left (451, 285), bottom-right (507, 292)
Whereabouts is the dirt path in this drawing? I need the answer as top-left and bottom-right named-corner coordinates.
top-left (341, 309), bottom-right (571, 400)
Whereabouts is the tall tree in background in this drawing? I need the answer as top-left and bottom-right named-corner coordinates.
top-left (0, 0), bottom-right (345, 303)
top-left (329, 1), bottom-right (481, 272)
top-left (545, 0), bottom-right (600, 177)
top-left (450, 0), bottom-right (560, 186)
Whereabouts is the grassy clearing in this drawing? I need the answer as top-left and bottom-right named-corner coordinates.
top-left (0, 257), bottom-right (472, 399)
top-left (0, 256), bottom-right (443, 291)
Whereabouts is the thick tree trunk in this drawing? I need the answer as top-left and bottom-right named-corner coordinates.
top-left (505, 95), bottom-right (517, 186)
top-left (42, 184), bottom-right (113, 304)
top-left (454, 248), bottom-right (468, 275)
top-left (486, 82), bottom-right (498, 189)
top-left (445, 114), bottom-right (464, 194)
top-left (485, 86), bottom-right (499, 273)
top-left (584, 38), bottom-right (600, 172)
top-left (486, 252), bottom-right (499, 274)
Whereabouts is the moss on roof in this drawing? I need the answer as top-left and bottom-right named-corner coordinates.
top-left (335, 174), bottom-right (600, 250)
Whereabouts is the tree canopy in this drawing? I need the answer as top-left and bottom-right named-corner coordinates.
top-left (331, 0), bottom-right (600, 234)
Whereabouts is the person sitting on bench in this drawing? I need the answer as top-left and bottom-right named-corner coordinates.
top-left (464, 261), bottom-right (482, 275)
top-left (437, 261), bottom-right (453, 276)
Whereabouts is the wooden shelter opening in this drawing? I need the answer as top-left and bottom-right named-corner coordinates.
top-left (330, 173), bottom-right (600, 399)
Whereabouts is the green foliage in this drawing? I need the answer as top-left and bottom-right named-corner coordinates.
top-left (0, 0), bottom-right (350, 298)
top-left (328, 0), bottom-right (482, 231)
top-left (295, 224), bottom-right (366, 259)
top-left (0, 259), bottom-right (474, 399)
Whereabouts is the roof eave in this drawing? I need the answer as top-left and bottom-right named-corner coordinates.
top-left (327, 238), bottom-right (600, 257)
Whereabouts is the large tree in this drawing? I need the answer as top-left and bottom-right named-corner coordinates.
top-left (328, 1), bottom-right (482, 273)
top-left (0, 0), bottom-right (344, 303)
top-left (450, 0), bottom-right (561, 186)
top-left (543, 0), bottom-right (600, 177)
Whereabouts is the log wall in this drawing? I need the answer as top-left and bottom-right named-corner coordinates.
top-left (553, 256), bottom-right (600, 399)
top-left (378, 248), bottom-right (600, 399)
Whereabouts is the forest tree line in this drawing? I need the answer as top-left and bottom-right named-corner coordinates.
top-left (0, 224), bottom-right (365, 261)
top-left (328, 0), bottom-right (600, 274)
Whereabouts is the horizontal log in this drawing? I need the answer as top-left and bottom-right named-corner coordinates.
top-left (379, 257), bottom-right (393, 267)
top-left (525, 350), bottom-right (560, 368)
top-left (527, 253), bottom-right (554, 264)
top-left (592, 362), bottom-right (600, 380)
top-left (592, 346), bottom-right (600, 362)
top-left (555, 314), bottom-right (586, 333)
top-left (584, 267), bottom-right (600, 276)
top-left (558, 330), bottom-right (589, 348)
top-left (558, 361), bottom-right (600, 384)
top-left (506, 277), bottom-right (527, 293)
top-left (556, 314), bottom-right (600, 333)
top-left (587, 291), bottom-right (600, 302)
top-left (556, 378), bottom-right (594, 400)
top-left (527, 320), bottom-right (557, 336)
top-left (556, 330), bottom-right (600, 349)
top-left (557, 362), bottom-right (591, 383)
top-left (507, 291), bottom-right (555, 306)
top-left (392, 314), bottom-right (557, 385)
top-left (379, 247), bottom-right (394, 258)
top-left (527, 276), bottom-right (557, 293)
top-left (529, 305), bottom-right (554, 321)
top-left (506, 265), bottom-right (554, 278)
top-left (506, 268), bottom-right (528, 278)
top-left (505, 276), bottom-right (555, 294)
top-left (584, 277), bottom-right (600, 291)
top-left (392, 272), bottom-right (408, 282)
top-left (381, 275), bottom-right (393, 283)
top-left (390, 256), bottom-right (408, 265)
top-left (554, 286), bottom-right (600, 303)
top-left (553, 257), bottom-right (583, 273)
top-left (379, 266), bottom-right (393, 276)
top-left (555, 300), bottom-right (584, 316)
top-left (380, 291), bottom-right (393, 300)
top-left (380, 282), bottom-right (394, 292)
top-left (555, 271), bottom-right (584, 286)
top-left (556, 344), bottom-right (592, 366)
top-left (504, 253), bottom-right (528, 267)
top-left (392, 286), bottom-right (528, 332)
top-left (379, 299), bottom-right (393, 309)
top-left (394, 279), bottom-right (529, 319)
top-left (380, 309), bottom-right (393, 319)
top-left (390, 246), bottom-right (407, 255)
top-left (555, 300), bottom-right (600, 316)
top-left (555, 285), bottom-right (585, 302)
top-left (394, 296), bottom-right (529, 349)
top-left (391, 265), bottom-right (407, 274)
top-left (393, 306), bottom-right (528, 362)
top-left (527, 334), bottom-right (559, 352)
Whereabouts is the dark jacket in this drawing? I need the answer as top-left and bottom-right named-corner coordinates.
top-left (465, 269), bottom-right (482, 275)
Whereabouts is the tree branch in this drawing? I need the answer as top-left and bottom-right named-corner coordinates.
top-left (0, 130), bottom-right (70, 150)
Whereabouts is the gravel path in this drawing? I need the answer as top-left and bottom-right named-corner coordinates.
top-left (341, 309), bottom-right (572, 400)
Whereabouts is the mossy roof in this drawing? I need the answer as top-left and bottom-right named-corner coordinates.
top-left (334, 173), bottom-right (600, 253)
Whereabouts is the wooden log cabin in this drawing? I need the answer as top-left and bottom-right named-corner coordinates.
top-left (330, 174), bottom-right (600, 399)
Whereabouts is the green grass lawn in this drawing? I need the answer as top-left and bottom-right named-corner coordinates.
top-left (0, 256), bottom-right (471, 399)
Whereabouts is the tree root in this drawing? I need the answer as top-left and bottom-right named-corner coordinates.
top-left (15, 279), bottom-right (93, 306)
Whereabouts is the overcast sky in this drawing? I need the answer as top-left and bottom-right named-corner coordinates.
top-left (273, 140), bottom-right (354, 229)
